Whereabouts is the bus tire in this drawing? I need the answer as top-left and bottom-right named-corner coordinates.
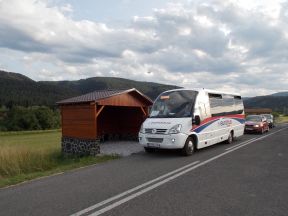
top-left (181, 137), bottom-right (195, 156)
top-left (226, 131), bottom-right (233, 144)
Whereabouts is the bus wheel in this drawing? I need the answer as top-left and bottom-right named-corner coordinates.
top-left (226, 132), bottom-right (233, 144)
top-left (181, 137), bottom-right (195, 156)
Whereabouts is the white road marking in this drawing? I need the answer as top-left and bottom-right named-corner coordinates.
top-left (71, 161), bottom-right (200, 216)
top-left (225, 137), bottom-right (258, 151)
top-left (226, 128), bottom-right (287, 151)
top-left (73, 127), bottom-right (288, 216)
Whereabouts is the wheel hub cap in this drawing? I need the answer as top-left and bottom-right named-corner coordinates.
top-left (188, 141), bottom-right (193, 149)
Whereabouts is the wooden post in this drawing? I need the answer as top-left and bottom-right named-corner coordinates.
top-left (140, 106), bottom-right (147, 116)
top-left (96, 105), bottom-right (105, 118)
top-left (60, 105), bottom-right (64, 135)
top-left (94, 103), bottom-right (97, 138)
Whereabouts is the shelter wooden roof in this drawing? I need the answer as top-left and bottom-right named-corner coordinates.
top-left (245, 108), bottom-right (272, 114)
top-left (57, 88), bottom-right (153, 105)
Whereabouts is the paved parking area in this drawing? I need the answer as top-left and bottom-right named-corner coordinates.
top-left (100, 140), bottom-right (143, 156)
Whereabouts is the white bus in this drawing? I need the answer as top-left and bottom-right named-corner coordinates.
top-left (138, 88), bottom-right (245, 156)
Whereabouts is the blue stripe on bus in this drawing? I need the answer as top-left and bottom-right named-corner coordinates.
top-left (193, 119), bottom-right (218, 133)
top-left (193, 118), bottom-right (245, 133)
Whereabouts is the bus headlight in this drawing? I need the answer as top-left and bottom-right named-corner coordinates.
top-left (168, 124), bottom-right (182, 134)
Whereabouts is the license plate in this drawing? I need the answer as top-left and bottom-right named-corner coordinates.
top-left (245, 128), bottom-right (253, 130)
top-left (147, 143), bottom-right (160, 148)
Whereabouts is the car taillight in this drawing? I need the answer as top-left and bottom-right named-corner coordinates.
top-left (260, 123), bottom-right (263, 127)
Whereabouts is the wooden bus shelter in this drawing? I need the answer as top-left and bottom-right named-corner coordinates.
top-left (245, 108), bottom-right (272, 115)
top-left (57, 88), bottom-right (153, 156)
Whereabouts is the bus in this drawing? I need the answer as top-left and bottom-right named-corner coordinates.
top-left (138, 88), bottom-right (245, 156)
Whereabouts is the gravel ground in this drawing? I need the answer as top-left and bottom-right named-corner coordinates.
top-left (100, 140), bottom-right (144, 156)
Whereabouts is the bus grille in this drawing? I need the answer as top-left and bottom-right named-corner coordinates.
top-left (145, 128), bottom-right (167, 134)
top-left (147, 138), bottom-right (163, 143)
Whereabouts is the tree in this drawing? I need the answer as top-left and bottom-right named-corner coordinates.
top-left (1, 106), bottom-right (61, 131)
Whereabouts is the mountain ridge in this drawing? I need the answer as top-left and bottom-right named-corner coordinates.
top-left (0, 70), bottom-right (180, 107)
top-left (271, 91), bottom-right (288, 97)
top-left (0, 70), bottom-right (287, 112)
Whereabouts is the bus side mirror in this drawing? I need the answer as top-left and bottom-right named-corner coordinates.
top-left (193, 115), bottom-right (201, 125)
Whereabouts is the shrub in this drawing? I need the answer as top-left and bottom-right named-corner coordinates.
top-left (1, 106), bottom-right (60, 131)
top-left (272, 111), bottom-right (280, 118)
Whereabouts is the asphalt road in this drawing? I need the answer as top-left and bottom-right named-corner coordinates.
top-left (1, 124), bottom-right (288, 216)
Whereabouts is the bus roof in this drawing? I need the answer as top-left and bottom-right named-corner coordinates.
top-left (161, 88), bottom-right (242, 97)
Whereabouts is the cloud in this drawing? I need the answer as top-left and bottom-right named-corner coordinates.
top-left (0, 0), bottom-right (287, 96)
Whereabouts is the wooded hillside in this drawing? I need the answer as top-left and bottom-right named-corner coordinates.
top-left (0, 70), bottom-right (179, 107)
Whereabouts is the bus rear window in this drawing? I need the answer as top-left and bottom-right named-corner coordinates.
top-left (234, 96), bottom-right (242, 100)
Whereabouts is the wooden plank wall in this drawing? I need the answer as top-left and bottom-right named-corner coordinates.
top-left (61, 103), bottom-right (96, 139)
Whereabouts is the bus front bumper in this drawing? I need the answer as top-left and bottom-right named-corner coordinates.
top-left (138, 133), bottom-right (188, 149)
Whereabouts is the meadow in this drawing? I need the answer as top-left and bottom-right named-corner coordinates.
top-left (276, 115), bottom-right (288, 124)
top-left (0, 130), bottom-right (118, 188)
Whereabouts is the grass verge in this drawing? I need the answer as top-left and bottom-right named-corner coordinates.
top-left (0, 129), bottom-right (61, 136)
top-left (0, 130), bottom-right (120, 188)
top-left (0, 152), bottom-right (119, 188)
top-left (275, 115), bottom-right (288, 124)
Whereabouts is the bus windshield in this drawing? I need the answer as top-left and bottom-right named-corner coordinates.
top-left (263, 114), bottom-right (272, 120)
top-left (149, 90), bottom-right (198, 118)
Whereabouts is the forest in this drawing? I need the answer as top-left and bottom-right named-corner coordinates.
top-left (0, 106), bottom-right (60, 131)
top-left (1, 70), bottom-right (288, 131)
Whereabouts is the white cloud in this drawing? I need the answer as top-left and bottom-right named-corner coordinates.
top-left (0, 0), bottom-right (287, 96)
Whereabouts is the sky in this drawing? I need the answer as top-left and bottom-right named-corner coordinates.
top-left (0, 0), bottom-right (287, 97)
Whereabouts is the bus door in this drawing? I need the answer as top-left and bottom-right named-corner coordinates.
top-left (198, 102), bottom-right (211, 144)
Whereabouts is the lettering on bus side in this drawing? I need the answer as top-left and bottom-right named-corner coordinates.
top-left (218, 119), bottom-right (232, 127)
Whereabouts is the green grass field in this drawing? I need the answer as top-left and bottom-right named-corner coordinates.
top-left (0, 130), bottom-right (119, 188)
top-left (276, 115), bottom-right (288, 124)
top-left (0, 129), bottom-right (61, 150)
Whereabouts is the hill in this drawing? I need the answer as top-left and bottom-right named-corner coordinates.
top-left (0, 70), bottom-right (78, 107)
top-left (1, 70), bottom-right (287, 112)
top-left (243, 95), bottom-right (288, 113)
top-left (271, 91), bottom-right (288, 97)
top-left (0, 70), bottom-right (179, 107)
top-left (41, 77), bottom-right (180, 101)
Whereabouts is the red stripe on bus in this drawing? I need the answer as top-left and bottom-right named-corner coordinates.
top-left (191, 114), bottom-right (245, 131)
